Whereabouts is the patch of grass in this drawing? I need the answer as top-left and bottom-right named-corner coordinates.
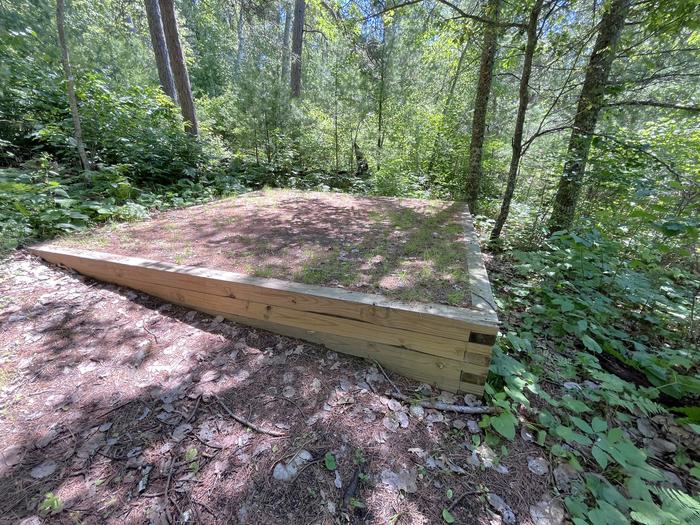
top-left (395, 288), bottom-right (423, 303)
top-left (446, 290), bottom-right (466, 305)
top-left (174, 246), bottom-right (194, 264)
top-left (387, 208), bottom-right (420, 229)
top-left (213, 215), bottom-right (238, 228)
top-left (233, 234), bottom-right (257, 246)
top-left (0, 366), bottom-right (14, 391)
top-left (295, 250), bottom-right (357, 287)
top-left (57, 231), bottom-right (109, 249)
top-left (251, 265), bottom-right (276, 278)
top-left (367, 209), bottom-right (389, 224)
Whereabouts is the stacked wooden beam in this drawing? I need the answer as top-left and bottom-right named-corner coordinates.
top-left (30, 232), bottom-right (497, 394)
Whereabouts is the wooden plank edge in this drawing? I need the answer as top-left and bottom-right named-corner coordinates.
top-left (220, 312), bottom-right (487, 396)
top-left (39, 255), bottom-right (494, 363)
top-left (29, 245), bottom-right (499, 337)
top-left (462, 209), bottom-right (499, 324)
top-left (29, 247), bottom-right (488, 393)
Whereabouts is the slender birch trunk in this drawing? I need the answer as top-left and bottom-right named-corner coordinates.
top-left (490, 0), bottom-right (544, 240)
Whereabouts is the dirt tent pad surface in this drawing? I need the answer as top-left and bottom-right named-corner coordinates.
top-left (0, 251), bottom-right (552, 524)
top-left (49, 189), bottom-right (473, 308)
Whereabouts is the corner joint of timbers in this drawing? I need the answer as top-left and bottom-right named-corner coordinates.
top-left (469, 332), bottom-right (497, 346)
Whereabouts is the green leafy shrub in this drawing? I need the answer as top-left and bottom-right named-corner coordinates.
top-left (512, 229), bottom-right (698, 400)
top-left (0, 48), bottom-right (205, 183)
top-left (77, 76), bottom-right (204, 183)
top-left (483, 227), bottom-right (699, 525)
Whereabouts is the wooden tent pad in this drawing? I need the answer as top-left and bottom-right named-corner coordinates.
top-left (30, 244), bottom-right (497, 394)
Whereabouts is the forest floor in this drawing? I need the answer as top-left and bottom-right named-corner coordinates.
top-left (48, 189), bottom-right (473, 307)
top-left (0, 250), bottom-right (555, 525)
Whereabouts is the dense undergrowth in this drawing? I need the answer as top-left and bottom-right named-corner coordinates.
top-left (0, 70), bottom-right (367, 253)
top-left (482, 229), bottom-right (700, 524)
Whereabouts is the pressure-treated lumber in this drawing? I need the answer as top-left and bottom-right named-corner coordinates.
top-left (218, 313), bottom-right (488, 395)
top-left (30, 240), bottom-right (497, 394)
top-left (30, 246), bottom-right (497, 342)
top-left (463, 209), bottom-right (498, 316)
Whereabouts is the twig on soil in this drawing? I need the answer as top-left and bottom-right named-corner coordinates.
top-left (163, 458), bottom-right (184, 520)
top-left (142, 322), bottom-right (159, 343)
top-left (96, 398), bottom-right (138, 419)
top-left (448, 489), bottom-right (487, 512)
top-left (290, 458), bottom-right (323, 483)
top-left (384, 391), bottom-right (498, 414)
top-left (169, 492), bottom-right (183, 520)
top-left (193, 498), bottom-right (217, 517)
top-left (213, 395), bottom-right (287, 437)
top-left (192, 432), bottom-right (223, 450)
top-left (187, 394), bottom-right (202, 423)
top-left (263, 395), bottom-right (305, 419)
top-left (140, 491), bottom-right (165, 498)
top-left (164, 458), bottom-right (175, 499)
top-left (343, 466), bottom-right (362, 509)
top-left (374, 360), bottom-right (402, 396)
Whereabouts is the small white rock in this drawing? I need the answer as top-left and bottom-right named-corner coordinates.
top-left (527, 456), bottom-right (549, 476)
top-left (530, 497), bottom-right (565, 525)
top-left (30, 460), bottom-right (57, 479)
top-left (409, 405), bottom-right (425, 419)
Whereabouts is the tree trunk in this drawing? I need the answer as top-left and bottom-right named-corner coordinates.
top-left (465, 0), bottom-right (501, 215)
top-left (159, 0), bottom-right (199, 136)
top-left (548, 0), bottom-right (630, 232)
top-left (334, 51), bottom-right (339, 172)
top-left (56, 0), bottom-right (90, 173)
top-left (354, 141), bottom-right (370, 178)
top-left (376, 51), bottom-right (386, 172)
top-left (144, 0), bottom-right (177, 102)
top-left (280, 2), bottom-right (292, 87)
top-left (290, 0), bottom-right (305, 98)
top-left (490, 0), bottom-right (543, 240)
top-left (235, 3), bottom-right (245, 77)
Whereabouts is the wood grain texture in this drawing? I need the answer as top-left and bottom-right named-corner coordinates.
top-left (462, 210), bottom-right (499, 323)
top-left (30, 245), bottom-right (498, 339)
top-left (29, 244), bottom-right (495, 394)
top-left (215, 313), bottom-right (487, 395)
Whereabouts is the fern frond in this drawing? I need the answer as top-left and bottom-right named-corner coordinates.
top-left (655, 487), bottom-right (700, 523)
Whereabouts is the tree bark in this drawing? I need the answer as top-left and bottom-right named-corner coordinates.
top-left (465, 0), bottom-right (501, 215)
top-left (56, 0), bottom-right (90, 173)
top-left (280, 2), bottom-right (292, 87)
top-left (376, 43), bottom-right (386, 172)
top-left (235, 3), bottom-right (245, 77)
top-left (334, 51), bottom-right (339, 172)
top-left (548, 0), bottom-right (630, 232)
top-left (490, 0), bottom-right (543, 240)
top-left (290, 0), bottom-right (305, 98)
top-left (144, 0), bottom-right (177, 102)
top-left (159, 0), bottom-right (199, 136)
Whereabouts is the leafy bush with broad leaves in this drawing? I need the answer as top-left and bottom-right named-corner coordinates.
top-left (1, 162), bottom-right (144, 251)
top-left (0, 43), bottom-right (205, 184)
top-left (65, 75), bottom-right (204, 183)
top-left (0, 157), bottom-right (246, 253)
top-left (513, 229), bottom-right (698, 400)
top-left (478, 228), bottom-right (699, 525)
